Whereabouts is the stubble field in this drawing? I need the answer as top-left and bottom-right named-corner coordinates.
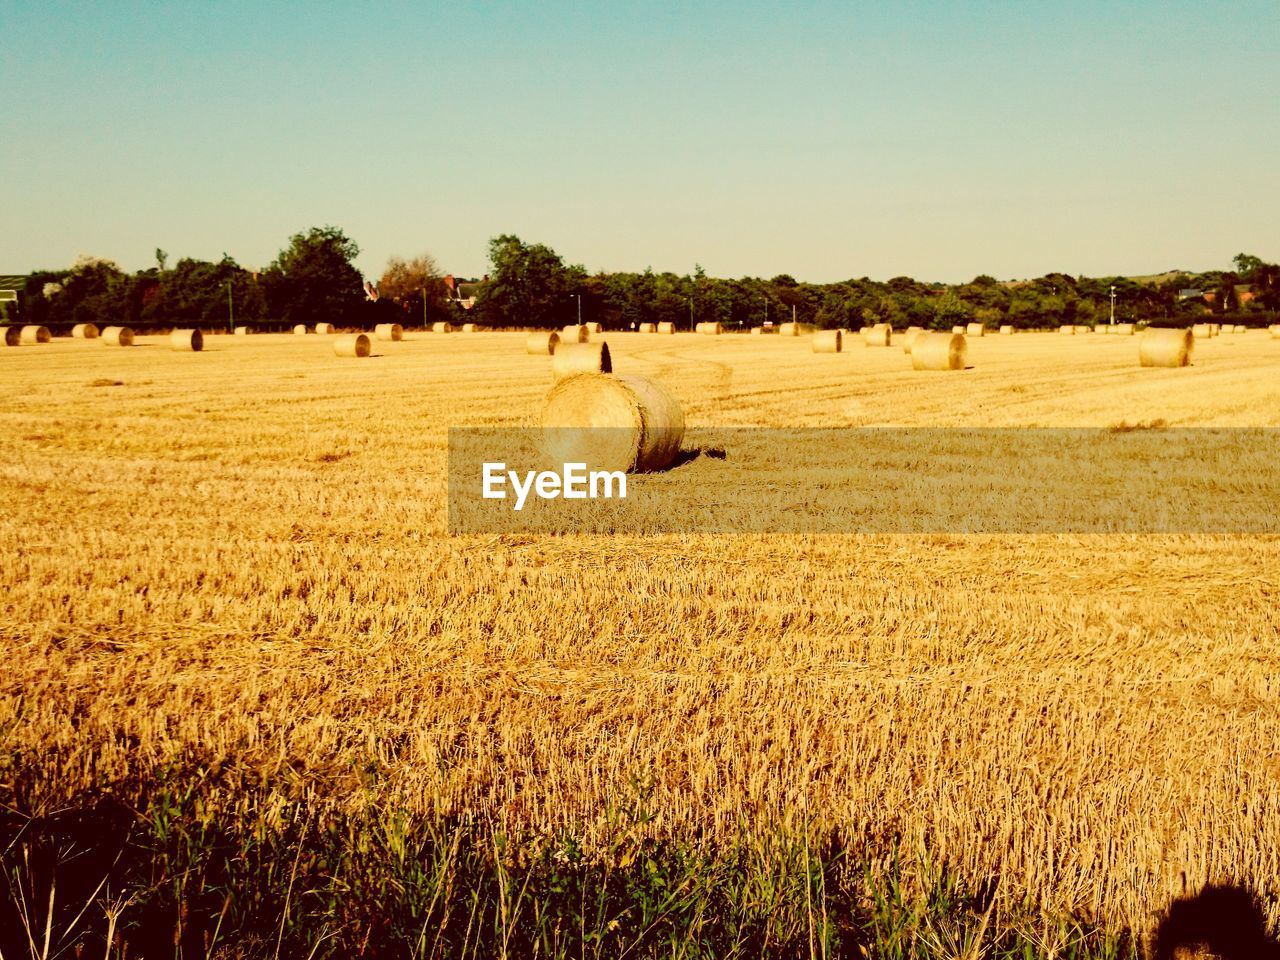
top-left (2, 328), bottom-right (1279, 956)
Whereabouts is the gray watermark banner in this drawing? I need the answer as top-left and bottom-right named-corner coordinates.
top-left (448, 427), bottom-right (1280, 534)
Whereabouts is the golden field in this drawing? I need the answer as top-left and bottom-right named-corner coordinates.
top-left (2, 328), bottom-right (1279, 936)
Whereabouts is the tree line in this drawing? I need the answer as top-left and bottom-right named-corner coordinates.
top-left (6, 226), bottom-right (1277, 332)
top-left (7, 227), bottom-right (411, 331)
top-left (474, 237), bottom-right (1280, 331)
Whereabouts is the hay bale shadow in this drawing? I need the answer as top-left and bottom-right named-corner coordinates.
top-left (1152, 885), bottom-right (1280, 959)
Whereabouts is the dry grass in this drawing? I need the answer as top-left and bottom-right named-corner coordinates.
top-left (2, 330), bottom-right (1280, 935)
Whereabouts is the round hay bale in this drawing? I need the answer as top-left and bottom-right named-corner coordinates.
top-left (170, 328), bottom-right (203, 352)
top-left (432, 321), bottom-right (453, 333)
top-left (1075, 325), bottom-right (1092, 334)
top-left (638, 323), bottom-right (656, 333)
top-left (315, 322), bottom-right (335, 335)
top-left (101, 326), bottom-right (134, 347)
top-left (1191, 323), bottom-right (1212, 339)
top-left (1113, 323), bottom-right (1135, 336)
top-left (749, 327), bottom-right (764, 335)
top-left (950, 325), bottom-right (965, 335)
top-left (562, 324), bottom-right (589, 343)
top-left (19, 325), bottom-right (51, 345)
top-left (375, 323), bottom-right (403, 342)
top-left (1233, 324), bottom-right (1247, 334)
top-left (906, 325), bottom-right (923, 334)
top-left (72, 323), bottom-right (99, 339)
top-left (526, 330), bottom-right (560, 355)
top-left (3, 327), bottom-right (21, 347)
top-left (696, 321), bottom-right (722, 335)
top-left (334, 333), bottom-right (371, 358)
top-left (656, 321), bottom-right (676, 334)
top-left (461, 323), bottom-right (478, 333)
top-left (586, 322), bottom-right (603, 335)
top-left (911, 332), bottom-right (967, 371)
top-left (966, 322), bottom-right (986, 337)
top-left (998, 325), bottom-right (1014, 335)
top-left (863, 323), bottom-right (891, 347)
top-left (552, 341), bottom-right (611, 379)
top-left (541, 374), bottom-right (684, 473)
top-left (1059, 325), bottom-right (1074, 335)
top-left (812, 329), bottom-right (842, 353)
top-left (1269, 324), bottom-right (1280, 339)
top-left (778, 322), bottom-right (800, 336)
top-left (1139, 327), bottom-right (1193, 367)
top-left (293, 324), bottom-right (308, 335)
top-left (902, 329), bottom-right (927, 354)
top-left (233, 326), bottom-right (251, 336)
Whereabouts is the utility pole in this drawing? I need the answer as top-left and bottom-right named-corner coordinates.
top-left (1109, 285), bottom-right (1116, 325)
top-left (422, 287), bottom-right (427, 328)
top-left (764, 297), bottom-right (768, 327)
top-left (576, 294), bottom-right (581, 327)
top-left (792, 303), bottom-right (796, 325)
top-left (687, 296), bottom-right (693, 331)
top-left (226, 281), bottom-right (234, 332)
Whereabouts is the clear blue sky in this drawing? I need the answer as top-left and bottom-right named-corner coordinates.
top-left (2, 1), bottom-right (1276, 283)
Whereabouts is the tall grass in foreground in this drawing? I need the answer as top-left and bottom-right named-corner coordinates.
top-left (0, 775), bottom-right (1133, 960)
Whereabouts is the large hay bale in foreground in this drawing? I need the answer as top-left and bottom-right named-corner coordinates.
top-left (526, 331), bottom-right (559, 355)
top-left (432, 321), bottom-right (453, 333)
top-left (3, 327), bottom-right (20, 347)
top-left (966, 322), bottom-right (986, 337)
top-left (293, 324), bottom-right (308, 335)
top-left (315, 322), bottom-right (335, 335)
top-left (696, 321), bottom-right (722, 335)
top-left (911, 332), bottom-right (967, 371)
top-left (375, 323), bottom-right (403, 342)
top-left (552, 341), bottom-right (611, 379)
top-left (101, 326), bottom-right (134, 346)
top-left (778, 322), bottom-right (800, 336)
top-left (562, 324), bottom-right (589, 343)
top-left (638, 323), bottom-right (656, 333)
top-left (1191, 323), bottom-right (1212, 339)
top-left (542, 373), bottom-right (684, 473)
top-left (170, 329), bottom-right (203, 352)
top-left (1139, 327), bottom-right (1193, 367)
top-left (998, 325), bottom-right (1014, 335)
top-left (863, 323), bottom-right (891, 347)
top-left (233, 326), bottom-right (251, 336)
top-left (20, 325), bottom-right (51, 344)
top-left (334, 333), bottom-right (371, 358)
top-left (656, 321), bottom-right (676, 334)
top-left (72, 323), bottom-right (99, 339)
top-left (586, 322), bottom-right (603, 335)
top-left (812, 329), bottom-right (842, 353)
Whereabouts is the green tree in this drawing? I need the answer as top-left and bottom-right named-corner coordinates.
top-left (266, 226), bottom-right (364, 325)
top-left (475, 234), bottom-right (571, 328)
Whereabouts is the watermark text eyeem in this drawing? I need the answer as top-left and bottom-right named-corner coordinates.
top-left (482, 462), bottom-right (627, 511)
